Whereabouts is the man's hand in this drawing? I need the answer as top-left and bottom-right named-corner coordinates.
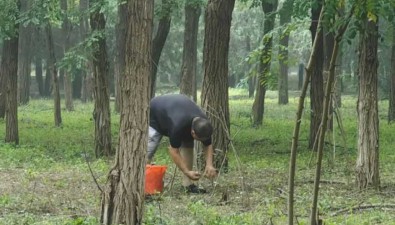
top-left (203, 165), bottom-right (217, 179)
top-left (185, 171), bottom-right (201, 180)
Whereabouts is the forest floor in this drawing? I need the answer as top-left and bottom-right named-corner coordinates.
top-left (1, 90), bottom-right (395, 224)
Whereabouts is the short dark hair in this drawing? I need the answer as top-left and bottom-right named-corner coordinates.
top-left (192, 117), bottom-right (213, 140)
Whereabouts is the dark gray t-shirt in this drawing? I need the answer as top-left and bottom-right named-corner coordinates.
top-left (150, 94), bottom-right (212, 148)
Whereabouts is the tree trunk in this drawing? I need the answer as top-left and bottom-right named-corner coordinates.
top-left (246, 35), bottom-right (255, 98)
top-left (45, 22), bottom-right (62, 127)
top-left (252, 0), bottom-right (278, 126)
top-left (18, 0), bottom-right (33, 105)
top-left (201, 0), bottom-right (235, 170)
top-left (3, 36), bottom-right (19, 144)
top-left (61, 0), bottom-right (74, 111)
top-left (35, 55), bottom-right (44, 97)
top-left (324, 30), bottom-right (335, 131)
top-left (388, 27), bottom-right (395, 122)
top-left (44, 62), bottom-right (52, 97)
top-left (278, 0), bottom-right (293, 105)
top-left (298, 63), bottom-right (304, 90)
top-left (90, 0), bottom-right (112, 157)
top-left (0, 58), bottom-right (6, 119)
top-left (100, 1), bottom-right (153, 224)
top-left (150, 0), bottom-right (172, 98)
top-left (356, 18), bottom-right (380, 189)
top-left (179, 2), bottom-right (201, 102)
top-left (114, 1), bottom-right (127, 113)
top-left (308, 1), bottom-right (324, 150)
top-left (79, 0), bottom-right (90, 103)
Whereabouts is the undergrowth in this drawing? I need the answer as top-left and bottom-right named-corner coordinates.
top-left (1, 89), bottom-right (395, 224)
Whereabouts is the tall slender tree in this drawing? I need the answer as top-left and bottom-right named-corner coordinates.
top-left (100, 0), bottom-right (153, 224)
top-left (388, 23), bottom-right (395, 122)
top-left (18, 0), bottom-right (33, 105)
top-left (60, 0), bottom-right (74, 111)
top-left (150, 0), bottom-right (173, 98)
top-left (356, 16), bottom-right (380, 189)
top-left (179, 1), bottom-right (201, 101)
top-left (45, 21), bottom-right (62, 127)
top-left (252, 0), bottom-right (278, 126)
top-left (278, 0), bottom-right (294, 105)
top-left (90, 0), bottom-right (112, 157)
top-left (79, 0), bottom-right (91, 103)
top-left (201, 0), bottom-right (235, 169)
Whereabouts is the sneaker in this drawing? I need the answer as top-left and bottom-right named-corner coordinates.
top-left (184, 184), bottom-right (207, 194)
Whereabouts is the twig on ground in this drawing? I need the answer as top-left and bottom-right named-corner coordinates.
top-left (82, 145), bottom-right (103, 193)
top-left (330, 204), bottom-right (395, 216)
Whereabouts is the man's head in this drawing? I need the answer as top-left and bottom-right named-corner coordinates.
top-left (191, 117), bottom-right (213, 141)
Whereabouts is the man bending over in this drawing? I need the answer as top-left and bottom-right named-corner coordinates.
top-left (148, 94), bottom-right (217, 193)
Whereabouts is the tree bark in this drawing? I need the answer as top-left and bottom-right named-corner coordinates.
top-left (61, 0), bottom-right (74, 111)
top-left (308, 0), bottom-right (324, 150)
top-left (201, 0), bottom-right (235, 170)
top-left (100, 0), bottom-right (153, 224)
top-left (356, 18), bottom-right (380, 189)
top-left (90, 0), bottom-right (112, 157)
top-left (278, 0), bottom-right (293, 105)
top-left (45, 22), bottom-right (62, 127)
top-left (114, 1), bottom-right (127, 113)
top-left (3, 36), bottom-right (19, 144)
top-left (150, 0), bottom-right (172, 98)
top-left (0, 58), bottom-right (6, 119)
top-left (388, 27), bottom-right (395, 122)
top-left (179, 2), bottom-right (201, 101)
top-left (252, 0), bottom-right (278, 126)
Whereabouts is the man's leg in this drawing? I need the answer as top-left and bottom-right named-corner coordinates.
top-left (147, 126), bottom-right (162, 163)
top-left (180, 145), bottom-right (194, 187)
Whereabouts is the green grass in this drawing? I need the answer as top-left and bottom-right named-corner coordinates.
top-left (1, 89), bottom-right (395, 224)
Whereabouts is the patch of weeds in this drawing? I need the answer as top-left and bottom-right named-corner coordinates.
top-left (187, 200), bottom-right (258, 225)
top-left (144, 203), bottom-right (168, 225)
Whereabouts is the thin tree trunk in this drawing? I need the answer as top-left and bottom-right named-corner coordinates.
top-left (388, 27), bottom-right (395, 122)
top-left (61, 0), bottom-right (74, 111)
top-left (90, 0), bottom-right (112, 157)
top-left (356, 18), bottom-right (380, 189)
top-left (246, 35), bottom-right (255, 98)
top-left (201, 0), bottom-right (235, 170)
top-left (45, 22), bottom-right (62, 126)
top-left (100, 0), bottom-right (153, 224)
top-left (18, 0), bottom-right (32, 105)
top-left (278, 0), bottom-right (293, 105)
top-left (252, 0), bottom-right (278, 126)
top-left (3, 36), bottom-right (19, 144)
top-left (179, 2), bottom-right (201, 101)
top-left (150, 0), bottom-right (172, 98)
top-left (35, 55), bottom-right (44, 97)
top-left (79, 0), bottom-right (90, 102)
top-left (309, 8), bottom-right (353, 222)
top-left (0, 59), bottom-right (6, 119)
top-left (324, 30), bottom-right (335, 131)
top-left (288, 8), bottom-right (324, 224)
top-left (309, 0), bottom-right (324, 150)
top-left (44, 62), bottom-right (52, 97)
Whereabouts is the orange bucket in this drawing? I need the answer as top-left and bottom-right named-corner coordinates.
top-left (145, 165), bottom-right (167, 195)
